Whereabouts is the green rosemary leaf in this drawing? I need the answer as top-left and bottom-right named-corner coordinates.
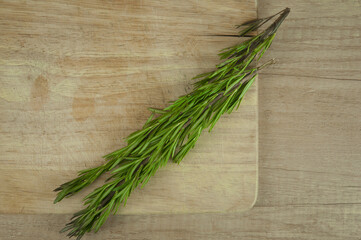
top-left (148, 107), bottom-right (168, 114)
top-left (111, 161), bottom-right (136, 174)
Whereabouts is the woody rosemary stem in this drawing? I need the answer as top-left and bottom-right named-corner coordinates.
top-left (54, 8), bottom-right (290, 240)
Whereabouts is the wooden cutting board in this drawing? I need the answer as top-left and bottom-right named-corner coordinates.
top-left (0, 0), bottom-right (258, 215)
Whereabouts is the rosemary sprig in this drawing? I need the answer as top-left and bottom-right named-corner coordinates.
top-left (54, 8), bottom-right (290, 239)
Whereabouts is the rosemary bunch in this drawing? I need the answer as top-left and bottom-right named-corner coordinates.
top-left (54, 8), bottom-right (290, 239)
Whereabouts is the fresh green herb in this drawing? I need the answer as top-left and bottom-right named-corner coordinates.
top-left (54, 8), bottom-right (290, 239)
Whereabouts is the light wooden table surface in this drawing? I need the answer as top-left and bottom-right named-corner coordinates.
top-left (1, 0), bottom-right (360, 239)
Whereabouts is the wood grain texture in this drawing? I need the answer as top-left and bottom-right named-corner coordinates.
top-left (1, 0), bottom-right (361, 239)
top-left (0, 0), bottom-right (258, 215)
top-left (1, 205), bottom-right (360, 240)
